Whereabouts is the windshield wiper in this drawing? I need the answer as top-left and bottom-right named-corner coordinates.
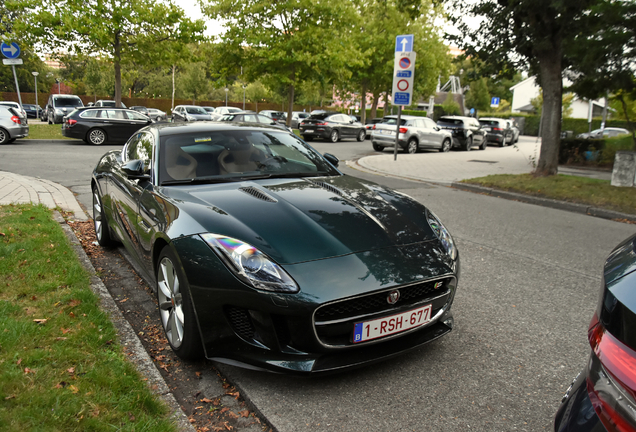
top-left (161, 174), bottom-right (272, 186)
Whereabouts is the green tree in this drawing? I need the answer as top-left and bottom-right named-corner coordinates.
top-left (245, 81), bottom-right (270, 112)
top-left (346, 0), bottom-right (450, 123)
top-left (202, 0), bottom-right (358, 126)
top-left (441, 93), bottom-right (461, 115)
top-left (447, 0), bottom-right (600, 176)
top-left (14, 0), bottom-right (205, 107)
top-left (180, 62), bottom-right (210, 104)
top-left (465, 77), bottom-right (490, 112)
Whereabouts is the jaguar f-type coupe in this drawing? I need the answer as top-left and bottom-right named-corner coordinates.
top-left (91, 122), bottom-right (460, 374)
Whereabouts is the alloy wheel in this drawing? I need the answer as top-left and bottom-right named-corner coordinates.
top-left (407, 139), bottom-right (418, 154)
top-left (92, 190), bottom-right (104, 242)
top-left (157, 257), bottom-right (185, 349)
top-left (0, 129), bottom-right (7, 145)
top-left (330, 130), bottom-right (339, 143)
top-left (89, 129), bottom-right (106, 145)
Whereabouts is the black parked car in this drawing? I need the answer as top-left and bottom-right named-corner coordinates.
top-left (437, 116), bottom-right (486, 151)
top-left (478, 117), bottom-right (514, 147)
top-left (90, 121), bottom-right (460, 374)
top-left (61, 107), bottom-right (152, 145)
top-left (299, 112), bottom-right (366, 143)
top-left (554, 233), bottom-right (636, 432)
top-left (23, 104), bottom-right (42, 119)
top-left (219, 111), bottom-right (292, 132)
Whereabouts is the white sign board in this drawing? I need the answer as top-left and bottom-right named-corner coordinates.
top-left (392, 51), bottom-right (416, 106)
top-left (3, 58), bottom-right (23, 65)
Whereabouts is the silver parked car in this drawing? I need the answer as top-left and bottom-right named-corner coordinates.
top-left (147, 108), bottom-right (167, 122)
top-left (171, 105), bottom-right (214, 122)
top-left (281, 111), bottom-right (310, 129)
top-left (577, 127), bottom-right (630, 139)
top-left (0, 106), bottom-right (29, 144)
top-left (371, 115), bottom-right (453, 153)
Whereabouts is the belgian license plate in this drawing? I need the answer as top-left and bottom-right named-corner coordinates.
top-left (381, 129), bottom-right (393, 135)
top-left (353, 304), bottom-right (433, 343)
top-left (304, 129), bottom-right (314, 133)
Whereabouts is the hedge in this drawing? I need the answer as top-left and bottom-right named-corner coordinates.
top-left (559, 135), bottom-right (633, 167)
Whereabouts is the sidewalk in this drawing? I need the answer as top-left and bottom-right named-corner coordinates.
top-left (0, 171), bottom-right (88, 221)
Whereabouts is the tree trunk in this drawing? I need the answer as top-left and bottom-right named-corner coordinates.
top-left (361, 82), bottom-right (367, 124)
top-left (287, 67), bottom-right (295, 127)
top-left (370, 93), bottom-right (380, 119)
top-left (535, 49), bottom-right (563, 176)
top-left (114, 34), bottom-right (122, 107)
top-left (171, 65), bottom-right (176, 111)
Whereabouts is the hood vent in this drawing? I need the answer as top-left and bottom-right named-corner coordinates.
top-left (308, 180), bottom-right (345, 197)
top-left (239, 186), bottom-right (278, 203)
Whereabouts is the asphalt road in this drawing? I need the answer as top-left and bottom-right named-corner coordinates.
top-left (2, 137), bottom-right (634, 431)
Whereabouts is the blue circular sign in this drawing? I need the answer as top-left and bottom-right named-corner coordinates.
top-left (1, 42), bottom-right (20, 59)
top-left (399, 57), bottom-right (411, 69)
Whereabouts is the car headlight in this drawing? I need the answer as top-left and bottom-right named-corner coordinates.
top-left (426, 209), bottom-right (457, 260)
top-left (200, 233), bottom-right (299, 293)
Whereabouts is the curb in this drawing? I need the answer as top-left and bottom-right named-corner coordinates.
top-left (55, 211), bottom-right (196, 432)
top-left (451, 182), bottom-right (636, 223)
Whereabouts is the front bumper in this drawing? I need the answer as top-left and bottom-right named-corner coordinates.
top-left (174, 235), bottom-right (460, 374)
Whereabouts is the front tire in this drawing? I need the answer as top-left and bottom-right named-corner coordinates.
top-left (88, 128), bottom-right (107, 145)
top-left (372, 143), bottom-right (384, 152)
top-left (156, 247), bottom-right (204, 360)
top-left (480, 139), bottom-right (487, 150)
top-left (356, 130), bottom-right (366, 142)
top-left (464, 136), bottom-right (473, 151)
top-left (92, 185), bottom-right (117, 247)
top-left (440, 138), bottom-right (451, 153)
top-left (329, 129), bottom-right (339, 143)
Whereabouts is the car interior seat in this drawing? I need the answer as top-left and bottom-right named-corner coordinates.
top-left (217, 140), bottom-right (266, 175)
top-left (164, 144), bottom-right (198, 180)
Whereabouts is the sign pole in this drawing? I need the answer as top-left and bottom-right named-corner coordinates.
top-left (11, 65), bottom-right (23, 108)
top-left (393, 106), bottom-right (402, 161)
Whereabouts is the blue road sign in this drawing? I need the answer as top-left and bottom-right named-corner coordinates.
top-left (395, 34), bottom-right (413, 52)
top-left (394, 92), bottom-right (410, 105)
top-left (398, 57), bottom-right (411, 69)
top-left (1, 42), bottom-right (20, 59)
top-left (490, 97), bottom-right (500, 107)
top-left (396, 70), bottom-right (412, 78)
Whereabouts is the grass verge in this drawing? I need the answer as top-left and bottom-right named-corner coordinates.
top-left (462, 173), bottom-right (636, 215)
top-left (0, 204), bottom-right (176, 431)
top-left (27, 124), bottom-right (66, 140)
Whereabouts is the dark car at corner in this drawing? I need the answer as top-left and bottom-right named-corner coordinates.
top-left (62, 106), bottom-right (152, 145)
top-left (91, 122), bottom-right (460, 374)
top-left (554, 233), bottom-right (636, 432)
top-left (437, 116), bottom-right (486, 151)
top-left (299, 111), bottom-right (366, 143)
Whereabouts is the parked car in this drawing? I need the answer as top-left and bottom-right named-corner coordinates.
top-left (259, 110), bottom-right (285, 123)
top-left (372, 115), bottom-right (453, 153)
top-left (94, 100), bottom-right (127, 108)
top-left (46, 94), bottom-right (84, 124)
top-left (214, 106), bottom-right (243, 116)
top-left (299, 111), bottom-right (366, 142)
top-left (61, 106), bottom-right (152, 145)
top-left (90, 121), bottom-right (460, 373)
top-left (219, 111), bottom-right (293, 132)
top-left (553, 233), bottom-right (636, 432)
top-left (577, 127), bottom-right (630, 139)
top-left (130, 106), bottom-right (149, 115)
top-left (22, 104), bottom-right (42, 119)
top-left (0, 101), bottom-right (27, 118)
top-left (478, 117), bottom-right (514, 147)
top-left (281, 111), bottom-right (310, 129)
top-left (147, 108), bottom-right (167, 122)
top-left (0, 105), bottom-right (28, 144)
top-left (201, 106), bottom-right (223, 120)
top-left (508, 119), bottom-right (520, 143)
top-left (171, 105), bottom-right (214, 122)
top-left (365, 118), bottom-right (384, 139)
top-left (437, 116), bottom-right (487, 151)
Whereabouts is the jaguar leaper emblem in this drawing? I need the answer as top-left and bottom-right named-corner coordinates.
top-left (387, 290), bottom-right (400, 305)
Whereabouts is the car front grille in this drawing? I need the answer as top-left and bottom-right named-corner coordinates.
top-left (226, 306), bottom-right (255, 340)
top-left (313, 277), bottom-right (453, 347)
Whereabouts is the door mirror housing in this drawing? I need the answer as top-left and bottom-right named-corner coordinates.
top-left (323, 153), bottom-right (339, 167)
top-left (122, 160), bottom-right (150, 180)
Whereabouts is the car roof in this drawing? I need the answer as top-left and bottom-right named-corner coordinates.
top-left (479, 117), bottom-right (506, 121)
top-left (149, 120), bottom-right (290, 137)
top-left (384, 115), bottom-right (426, 120)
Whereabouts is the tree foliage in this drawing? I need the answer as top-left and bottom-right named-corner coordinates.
top-left (12, 0), bottom-right (205, 106)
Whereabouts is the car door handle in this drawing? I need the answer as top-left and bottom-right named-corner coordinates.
top-left (138, 216), bottom-right (152, 233)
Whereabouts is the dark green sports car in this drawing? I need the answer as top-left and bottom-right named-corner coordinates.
top-left (91, 121), bottom-right (460, 374)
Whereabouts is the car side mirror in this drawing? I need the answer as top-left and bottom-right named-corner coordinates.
top-left (323, 153), bottom-right (339, 167)
top-left (435, 126), bottom-right (440, 131)
top-left (122, 160), bottom-right (150, 180)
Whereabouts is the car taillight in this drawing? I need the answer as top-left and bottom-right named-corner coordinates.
top-left (68, 119), bottom-right (77, 126)
top-left (587, 317), bottom-right (636, 432)
top-left (315, 122), bottom-right (326, 126)
top-left (10, 115), bottom-right (20, 124)
top-left (373, 124), bottom-right (376, 130)
top-left (493, 127), bottom-right (502, 131)
top-left (399, 127), bottom-right (408, 134)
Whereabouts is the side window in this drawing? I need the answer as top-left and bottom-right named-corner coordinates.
top-left (125, 110), bottom-right (148, 121)
top-left (257, 115), bottom-right (272, 124)
top-left (80, 110), bottom-right (98, 118)
top-left (243, 114), bottom-right (258, 122)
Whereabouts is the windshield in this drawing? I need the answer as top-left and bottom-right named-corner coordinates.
top-left (382, 118), bottom-right (407, 126)
top-left (54, 97), bottom-right (83, 108)
top-left (159, 130), bottom-right (339, 185)
top-left (186, 107), bottom-right (206, 114)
